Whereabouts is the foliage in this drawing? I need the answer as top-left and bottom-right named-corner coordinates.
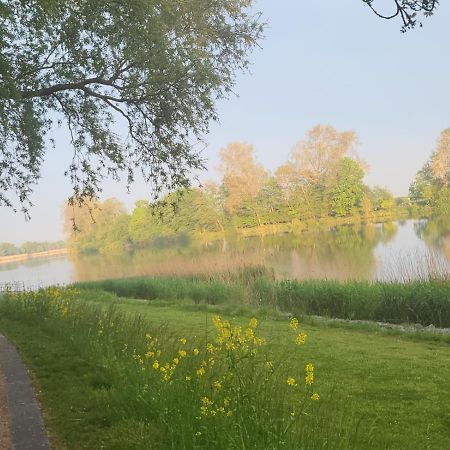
top-left (409, 128), bottom-right (450, 213)
top-left (66, 123), bottom-right (450, 254)
top-left (330, 158), bottom-right (365, 217)
top-left (219, 142), bottom-right (268, 216)
top-left (0, 239), bottom-right (65, 256)
top-left (362, 0), bottom-right (438, 32)
top-left (64, 197), bottom-right (130, 254)
top-left (0, 0), bottom-right (263, 214)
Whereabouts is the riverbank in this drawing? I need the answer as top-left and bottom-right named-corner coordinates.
top-left (0, 287), bottom-right (448, 449)
top-left (75, 272), bottom-right (450, 328)
top-left (0, 248), bottom-right (67, 265)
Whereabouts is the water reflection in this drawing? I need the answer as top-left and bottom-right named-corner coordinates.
top-left (1, 219), bottom-right (449, 287)
top-left (0, 256), bottom-right (72, 288)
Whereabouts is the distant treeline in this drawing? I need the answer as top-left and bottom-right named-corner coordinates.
top-left (0, 240), bottom-right (66, 257)
top-left (65, 125), bottom-right (449, 255)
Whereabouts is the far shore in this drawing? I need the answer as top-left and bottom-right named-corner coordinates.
top-left (0, 248), bottom-right (67, 265)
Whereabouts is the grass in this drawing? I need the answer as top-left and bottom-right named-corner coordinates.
top-left (75, 270), bottom-right (450, 327)
top-left (0, 287), bottom-right (449, 449)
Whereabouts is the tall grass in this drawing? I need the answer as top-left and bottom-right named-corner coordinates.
top-left (0, 288), bottom-right (355, 450)
top-left (75, 269), bottom-right (450, 328)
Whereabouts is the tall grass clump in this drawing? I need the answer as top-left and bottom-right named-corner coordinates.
top-left (276, 278), bottom-right (450, 327)
top-left (0, 287), bottom-right (350, 450)
top-left (75, 270), bottom-right (450, 328)
top-left (75, 276), bottom-right (244, 305)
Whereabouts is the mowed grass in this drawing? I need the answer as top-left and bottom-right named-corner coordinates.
top-left (0, 288), bottom-right (449, 449)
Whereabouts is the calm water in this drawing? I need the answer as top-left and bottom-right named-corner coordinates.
top-left (1, 219), bottom-right (449, 288)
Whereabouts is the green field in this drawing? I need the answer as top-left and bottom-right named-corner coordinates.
top-left (0, 286), bottom-right (449, 449)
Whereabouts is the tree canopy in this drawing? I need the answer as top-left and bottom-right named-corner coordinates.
top-left (0, 1), bottom-right (440, 217)
top-left (0, 0), bottom-right (263, 215)
top-left (409, 127), bottom-right (450, 212)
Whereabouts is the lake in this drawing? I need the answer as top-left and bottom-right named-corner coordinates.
top-left (1, 218), bottom-right (449, 288)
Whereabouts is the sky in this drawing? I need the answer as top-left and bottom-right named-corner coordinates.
top-left (1, 0), bottom-right (450, 245)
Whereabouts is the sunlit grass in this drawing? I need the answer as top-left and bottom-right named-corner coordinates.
top-left (1, 287), bottom-right (449, 449)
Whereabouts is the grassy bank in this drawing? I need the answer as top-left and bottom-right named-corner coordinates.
top-left (75, 271), bottom-right (450, 328)
top-left (0, 287), bottom-right (449, 449)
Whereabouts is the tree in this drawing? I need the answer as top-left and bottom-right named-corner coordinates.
top-left (219, 142), bottom-right (268, 216)
top-left (409, 127), bottom-right (450, 208)
top-left (363, 1), bottom-right (438, 32)
top-left (330, 157), bottom-right (365, 217)
top-left (276, 125), bottom-right (363, 219)
top-left (0, 242), bottom-right (19, 256)
top-left (128, 200), bottom-right (156, 245)
top-left (289, 125), bottom-right (359, 187)
top-left (64, 197), bottom-right (128, 253)
top-left (368, 186), bottom-right (395, 211)
top-left (409, 159), bottom-right (437, 205)
top-left (0, 1), bottom-right (263, 215)
top-left (431, 128), bottom-right (450, 187)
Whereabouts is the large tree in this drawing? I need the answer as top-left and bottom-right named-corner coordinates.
top-left (409, 127), bottom-right (450, 211)
top-left (0, 0), bottom-right (263, 215)
top-left (219, 142), bottom-right (267, 215)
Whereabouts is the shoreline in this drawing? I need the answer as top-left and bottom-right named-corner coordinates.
top-left (0, 248), bottom-right (67, 265)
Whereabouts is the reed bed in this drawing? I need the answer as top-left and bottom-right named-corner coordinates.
top-left (75, 267), bottom-right (450, 328)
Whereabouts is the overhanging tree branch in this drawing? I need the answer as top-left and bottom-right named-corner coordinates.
top-left (363, 0), bottom-right (438, 31)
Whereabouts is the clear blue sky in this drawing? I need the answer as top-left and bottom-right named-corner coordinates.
top-left (1, 0), bottom-right (450, 244)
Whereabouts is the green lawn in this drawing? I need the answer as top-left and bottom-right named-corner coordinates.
top-left (0, 288), bottom-right (449, 449)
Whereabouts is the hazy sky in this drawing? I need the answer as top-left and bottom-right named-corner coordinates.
top-left (1, 0), bottom-right (450, 245)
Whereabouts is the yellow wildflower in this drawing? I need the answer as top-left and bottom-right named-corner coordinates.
top-left (245, 328), bottom-right (255, 339)
top-left (289, 317), bottom-right (299, 330)
top-left (248, 317), bottom-right (258, 329)
top-left (196, 367), bottom-right (205, 377)
top-left (193, 348), bottom-right (200, 356)
top-left (295, 332), bottom-right (307, 345)
top-left (265, 361), bottom-right (273, 370)
top-left (201, 396), bottom-right (214, 406)
top-left (145, 351), bottom-right (154, 359)
top-left (311, 393), bottom-right (320, 401)
top-left (152, 360), bottom-right (159, 370)
top-left (305, 363), bottom-right (314, 385)
top-left (253, 337), bottom-right (265, 346)
top-left (212, 315), bottom-right (222, 329)
top-left (178, 349), bottom-right (187, 358)
top-left (172, 357), bottom-right (180, 365)
top-left (179, 338), bottom-right (187, 345)
top-left (213, 380), bottom-right (222, 390)
top-left (206, 343), bottom-right (215, 353)
top-left (287, 377), bottom-right (297, 386)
